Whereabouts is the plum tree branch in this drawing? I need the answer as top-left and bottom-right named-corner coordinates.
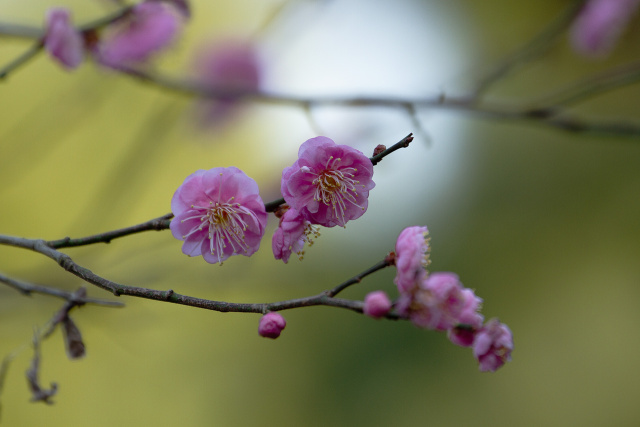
top-left (0, 272), bottom-right (124, 307)
top-left (0, 233), bottom-right (396, 317)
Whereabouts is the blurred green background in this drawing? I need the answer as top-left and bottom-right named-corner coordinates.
top-left (1, 0), bottom-right (640, 425)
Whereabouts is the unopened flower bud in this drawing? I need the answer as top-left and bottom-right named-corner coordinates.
top-left (372, 144), bottom-right (386, 156)
top-left (363, 291), bottom-right (391, 318)
top-left (258, 312), bottom-right (286, 339)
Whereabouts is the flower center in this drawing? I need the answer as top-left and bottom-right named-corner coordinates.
top-left (182, 198), bottom-right (258, 264)
top-left (307, 156), bottom-right (363, 224)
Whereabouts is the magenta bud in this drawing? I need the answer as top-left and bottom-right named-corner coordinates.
top-left (363, 290), bottom-right (391, 318)
top-left (258, 312), bottom-right (286, 339)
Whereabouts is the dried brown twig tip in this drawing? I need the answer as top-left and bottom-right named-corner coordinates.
top-left (26, 333), bottom-right (58, 405)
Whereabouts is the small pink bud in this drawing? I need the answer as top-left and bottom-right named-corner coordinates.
top-left (363, 291), bottom-right (392, 318)
top-left (258, 312), bottom-right (286, 339)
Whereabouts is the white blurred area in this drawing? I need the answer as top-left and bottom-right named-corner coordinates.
top-left (254, 0), bottom-right (477, 247)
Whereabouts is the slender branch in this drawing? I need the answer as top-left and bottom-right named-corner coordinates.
top-left (0, 22), bottom-right (43, 39)
top-left (0, 272), bottom-right (123, 307)
top-left (0, 235), bottom-right (400, 318)
top-left (46, 213), bottom-right (173, 249)
top-left (473, 0), bottom-right (586, 98)
top-left (84, 68), bottom-right (640, 137)
top-left (325, 258), bottom-right (393, 297)
top-left (0, 42), bottom-right (43, 80)
top-left (531, 60), bottom-right (640, 109)
top-left (370, 133), bottom-right (414, 165)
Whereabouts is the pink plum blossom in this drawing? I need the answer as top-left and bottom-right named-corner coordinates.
top-left (272, 206), bottom-right (320, 263)
top-left (97, 1), bottom-right (182, 67)
top-left (192, 40), bottom-right (261, 128)
top-left (393, 226), bottom-right (430, 293)
top-left (473, 318), bottom-right (514, 372)
top-left (447, 288), bottom-right (484, 347)
top-left (281, 136), bottom-right (375, 228)
top-left (570, 0), bottom-right (640, 57)
top-left (44, 8), bottom-right (84, 70)
top-left (258, 312), bottom-right (286, 339)
top-left (397, 272), bottom-right (483, 333)
top-left (170, 167), bottom-right (268, 264)
top-left (363, 291), bottom-right (392, 318)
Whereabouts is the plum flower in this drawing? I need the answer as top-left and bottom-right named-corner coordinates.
top-left (193, 40), bottom-right (262, 128)
top-left (570, 0), bottom-right (640, 57)
top-left (281, 137), bottom-right (375, 228)
top-left (473, 318), bottom-right (513, 372)
top-left (447, 287), bottom-right (485, 347)
top-left (363, 291), bottom-right (392, 318)
top-left (44, 8), bottom-right (84, 70)
top-left (394, 226), bottom-right (430, 293)
top-left (97, 1), bottom-right (182, 68)
top-left (258, 312), bottom-right (286, 339)
top-left (170, 167), bottom-right (268, 264)
top-left (272, 207), bottom-right (320, 263)
top-left (397, 272), bottom-right (483, 332)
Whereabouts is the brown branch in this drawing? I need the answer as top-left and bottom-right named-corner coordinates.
top-left (0, 42), bottom-right (43, 80)
top-left (0, 233), bottom-right (398, 317)
top-left (46, 213), bottom-right (173, 249)
top-left (0, 272), bottom-right (123, 307)
top-left (531, 60), bottom-right (640, 109)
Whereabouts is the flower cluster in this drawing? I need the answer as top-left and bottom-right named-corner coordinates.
top-left (367, 226), bottom-right (513, 372)
top-left (169, 136), bottom-right (374, 337)
top-left (43, 1), bottom-right (187, 70)
top-left (170, 136), bottom-right (374, 268)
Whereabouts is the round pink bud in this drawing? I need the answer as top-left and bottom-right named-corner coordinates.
top-left (473, 318), bottom-right (514, 372)
top-left (258, 312), bottom-right (286, 339)
top-left (363, 291), bottom-right (391, 318)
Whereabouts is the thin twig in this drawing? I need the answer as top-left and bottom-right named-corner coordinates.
top-left (0, 42), bottom-right (43, 80)
top-left (0, 235), bottom-right (399, 317)
top-left (531, 60), bottom-right (640, 108)
top-left (46, 213), bottom-right (173, 249)
top-left (0, 272), bottom-right (124, 307)
top-left (473, 0), bottom-right (586, 98)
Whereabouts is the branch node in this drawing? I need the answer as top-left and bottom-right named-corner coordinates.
top-left (163, 289), bottom-right (174, 300)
